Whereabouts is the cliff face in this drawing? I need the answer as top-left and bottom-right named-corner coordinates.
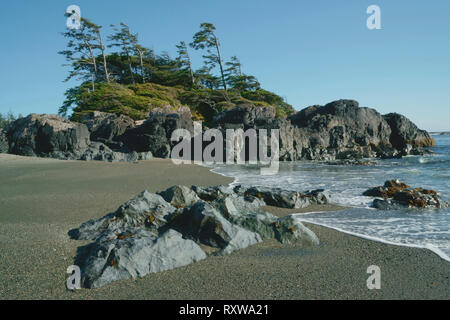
top-left (1, 100), bottom-right (434, 162)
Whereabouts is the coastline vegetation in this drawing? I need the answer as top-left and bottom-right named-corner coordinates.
top-left (60, 19), bottom-right (294, 124)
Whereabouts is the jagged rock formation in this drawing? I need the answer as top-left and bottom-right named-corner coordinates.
top-left (119, 106), bottom-right (194, 158)
top-left (211, 100), bottom-right (434, 161)
top-left (2, 114), bottom-right (151, 162)
top-left (1, 100), bottom-right (434, 162)
top-left (70, 185), bottom-right (324, 288)
top-left (363, 179), bottom-right (448, 209)
top-left (383, 113), bottom-right (435, 149)
top-left (81, 111), bottom-right (135, 150)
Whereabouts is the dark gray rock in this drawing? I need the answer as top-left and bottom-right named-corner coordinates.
top-left (81, 111), bottom-right (135, 148)
top-left (383, 113), bottom-right (435, 150)
top-left (5, 114), bottom-right (90, 157)
top-left (210, 99), bottom-right (433, 161)
top-left (233, 185), bottom-right (330, 209)
top-left (120, 107), bottom-right (193, 158)
top-left (3, 114), bottom-right (150, 162)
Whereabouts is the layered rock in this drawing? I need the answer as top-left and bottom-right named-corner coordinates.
top-left (363, 179), bottom-right (448, 209)
top-left (70, 184), bottom-right (324, 288)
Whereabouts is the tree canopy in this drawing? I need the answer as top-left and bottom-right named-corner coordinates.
top-left (59, 19), bottom-right (295, 123)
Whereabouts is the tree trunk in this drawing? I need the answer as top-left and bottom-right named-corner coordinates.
top-left (126, 51), bottom-right (135, 84)
top-left (138, 50), bottom-right (146, 83)
top-left (82, 33), bottom-right (97, 92)
top-left (186, 51), bottom-right (195, 86)
top-left (214, 36), bottom-right (227, 91)
top-left (97, 30), bottom-right (110, 82)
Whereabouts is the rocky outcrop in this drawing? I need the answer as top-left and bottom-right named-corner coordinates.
top-left (383, 113), bottom-right (435, 149)
top-left (3, 114), bottom-right (151, 162)
top-left (119, 106), bottom-right (194, 158)
top-left (81, 111), bottom-right (135, 149)
top-left (211, 100), bottom-right (434, 161)
top-left (2, 99), bottom-right (434, 163)
top-left (70, 184), bottom-right (324, 288)
top-left (5, 114), bottom-right (90, 156)
top-left (363, 179), bottom-right (448, 209)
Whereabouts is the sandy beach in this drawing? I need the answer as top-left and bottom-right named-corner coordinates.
top-left (0, 154), bottom-right (448, 300)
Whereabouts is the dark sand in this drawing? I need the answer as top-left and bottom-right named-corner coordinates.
top-left (0, 154), bottom-right (448, 300)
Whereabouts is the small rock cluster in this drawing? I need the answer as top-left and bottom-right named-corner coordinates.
top-left (69, 185), bottom-right (328, 288)
top-left (363, 179), bottom-right (448, 209)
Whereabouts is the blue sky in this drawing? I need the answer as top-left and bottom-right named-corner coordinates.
top-left (0, 0), bottom-right (449, 131)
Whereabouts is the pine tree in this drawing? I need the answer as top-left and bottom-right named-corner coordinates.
top-left (59, 17), bottom-right (101, 92)
top-left (176, 41), bottom-right (195, 86)
top-left (190, 23), bottom-right (227, 91)
top-left (108, 23), bottom-right (139, 84)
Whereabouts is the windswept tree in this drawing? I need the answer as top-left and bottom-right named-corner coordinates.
top-left (227, 74), bottom-right (261, 91)
top-left (190, 23), bottom-right (227, 91)
top-left (224, 56), bottom-right (260, 91)
top-left (176, 41), bottom-right (195, 86)
top-left (108, 23), bottom-right (139, 84)
top-left (83, 19), bottom-right (110, 83)
top-left (225, 56), bottom-right (242, 77)
top-left (133, 44), bottom-right (150, 83)
top-left (195, 66), bottom-right (220, 89)
top-left (59, 17), bottom-right (102, 92)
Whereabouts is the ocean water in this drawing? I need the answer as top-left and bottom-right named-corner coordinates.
top-left (209, 135), bottom-right (450, 261)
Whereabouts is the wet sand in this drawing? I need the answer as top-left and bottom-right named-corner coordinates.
top-left (0, 154), bottom-right (448, 299)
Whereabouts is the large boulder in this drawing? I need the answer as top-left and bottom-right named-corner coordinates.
top-left (70, 184), bottom-right (323, 288)
top-left (5, 114), bottom-right (90, 157)
top-left (120, 106), bottom-right (194, 158)
top-left (77, 228), bottom-right (207, 289)
top-left (81, 111), bottom-right (135, 148)
top-left (383, 113), bottom-right (435, 150)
